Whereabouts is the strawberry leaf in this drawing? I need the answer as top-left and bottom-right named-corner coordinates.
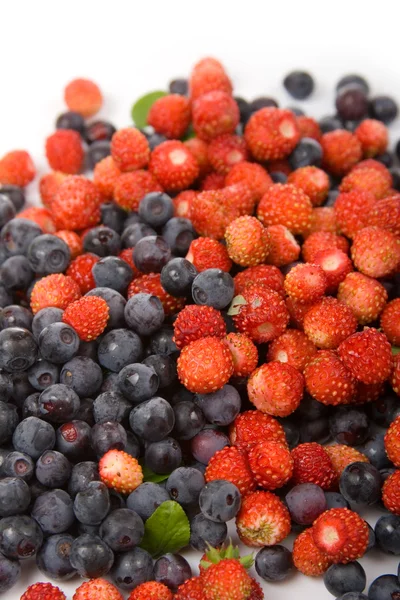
top-left (140, 500), bottom-right (190, 558)
top-left (131, 91), bottom-right (167, 128)
top-left (392, 346), bottom-right (400, 355)
top-left (139, 460), bottom-right (170, 483)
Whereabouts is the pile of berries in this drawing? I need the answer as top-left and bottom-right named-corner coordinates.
top-left (0, 61), bottom-right (400, 600)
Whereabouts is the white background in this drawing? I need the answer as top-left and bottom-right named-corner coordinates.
top-left (1, 0), bottom-right (400, 597)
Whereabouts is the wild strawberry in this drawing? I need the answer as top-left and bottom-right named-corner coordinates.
top-left (267, 329), bottom-right (318, 373)
top-left (233, 265), bottom-right (285, 298)
top-left (62, 295), bottom-right (109, 341)
top-left (223, 183), bottom-right (257, 216)
top-left (302, 231), bottom-right (349, 263)
top-left (150, 140), bottom-right (199, 191)
top-left (291, 442), bottom-right (336, 490)
top-left (111, 127), bottom-right (150, 172)
top-left (184, 137), bottom-right (210, 177)
top-left (354, 380), bottom-right (385, 404)
top-left (325, 445), bottom-right (369, 487)
top-left (64, 78), bottom-right (102, 117)
top-left (178, 336), bottom-right (234, 393)
top-left (352, 158), bottom-right (389, 174)
top-left (128, 273), bottom-right (185, 315)
top-left (236, 490), bottom-right (291, 547)
top-left (245, 108), bottom-right (300, 161)
top-left (30, 273), bottom-right (81, 314)
top-left (229, 410), bottom-right (287, 451)
top-left (118, 248), bottom-right (140, 276)
top-left (225, 161), bottom-right (273, 202)
top-left (339, 166), bottom-right (391, 199)
top-left (99, 448), bottom-right (143, 495)
top-left (17, 206), bottom-right (56, 233)
top-left (39, 171), bottom-right (68, 208)
top-left (45, 129), bottom-right (84, 174)
top-left (192, 91), bottom-right (239, 141)
top-left (309, 206), bottom-right (338, 235)
top-left (264, 224), bottom-right (301, 267)
top-left (93, 156), bottom-right (122, 200)
top-left (351, 226), bottom-right (400, 279)
top-left (225, 216), bottom-right (271, 267)
top-left (284, 263), bottom-right (327, 304)
top-left (190, 59), bottom-right (233, 100)
top-left (286, 297), bottom-right (316, 329)
top-left (312, 508), bottom-right (369, 563)
top-left (248, 361), bottom-right (304, 417)
top-left (296, 115), bottom-right (322, 140)
top-left (174, 576), bottom-right (205, 600)
top-left (230, 283), bottom-right (289, 343)
top-left (367, 195), bottom-right (400, 236)
top-left (338, 327), bottom-right (393, 384)
top-left (292, 529), bottom-right (332, 577)
top-left (257, 183), bottom-right (312, 236)
top-left (313, 248), bottom-right (353, 293)
top-left (267, 159), bottom-right (292, 176)
top-left (336, 189), bottom-right (378, 240)
top-left (173, 190), bottom-right (197, 218)
top-left (382, 470), bottom-right (400, 515)
top-left (202, 558), bottom-right (253, 600)
top-left (199, 171), bottom-right (226, 191)
top-left (190, 189), bottom-right (240, 239)
top-left (55, 230), bottom-right (83, 260)
top-left (21, 582), bottom-right (66, 600)
top-left (0, 149), bottom-right (36, 187)
top-left (385, 415), bottom-right (400, 467)
top-left (207, 134), bottom-right (249, 174)
top-left (205, 445), bottom-right (256, 496)
top-left (303, 297), bottom-right (357, 349)
top-left (355, 118), bottom-right (388, 157)
top-left (186, 237), bottom-right (232, 272)
top-left (303, 350), bottom-right (357, 406)
top-left (248, 579), bottom-right (264, 600)
top-left (147, 94), bottom-right (191, 139)
top-left (173, 305), bottom-right (226, 349)
top-left (66, 253), bottom-right (99, 293)
top-left (128, 581), bottom-right (172, 600)
top-left (321, 130), bottom-right (362, 176)
top-left (338, 272), bottom-right (388, 325)
top-left (391, 355), bottom-right (400, 397)
top-left (288, 166), bottom-right (329, 206)
top-left (248, 440), bottom-right (293, 490)
top-left (73, 578), bottom-right (123, 600)
top-left (223, 332), bottom-right (259, 377)
top-left (381, 298), bottom-right (400, 345)
top-left (113, 170), bottom-right (163, 211)
top-left (51, 176), bottom-right (101, 231)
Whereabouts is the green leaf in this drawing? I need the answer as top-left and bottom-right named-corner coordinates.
top-left (392, 346), bottom-right (400, 355)
top-left (131, 91), bottom-right (167, 128)
top-left (140, 501), bottom-right (190, 558)
top-left (139, 460), bottom-right (170, 483)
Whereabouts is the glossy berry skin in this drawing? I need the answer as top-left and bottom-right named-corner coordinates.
top-left (286, 483), bottom-right (327, 525)
top-left (56, 420), bottom-right (92, 462)
top-left (368, 575), bottom-right (400, 600)
top-left (110, 547), bottom-right (154, 591)
top-left (35, 449), bottom-right (71, 488)
top-left (27, 234), bottom-right (70, 275)
top-left (99, 508), bottom-right (144, 552)
top-left (27, 359), bottom-right (59, 391)
top-left (126, 482), bottom-right (170, 522)
top-left (284, 71), bottom-right (314, 99)
top-left (118, 363), bottom-right (159, 404)
top-left (39, 322), bottom-right (80, 364)
top-left (73, 481), bottom-right (111, 526)
top-left (289, 137), bottom-right (323, 169)
top-left (165, 467), bottom-right (205, 508)
top-left (255, 545), bottom-right (293, 582)
top-left (172, 400), bottom-right (205, 441)
top-left (324, 562), bottom-right (366, 597)
top-left (0, 327), bottom-right (38, 372)
top-left (138, 192), bottom-right (174, 228)
top-left (145, 437), bottom-right (182, 475)
top-left (189, 513), bottom-right (227, 551)
top-left (68, 461), bottom-right (99, 498)
top-left (0, 477), bottom-right (30, 517)
top-left (369, 95), bottom-right (398, 124)
top-left (70, 534), bottom-right (114, 579)
top-left (92, 256), bottom-right (133, 293)
top-left (194, 385), bottom-right (241, 427)
top-left (374, 515), bottom-right (400, 554)
top-left (329, 407), bottom-right (370, 446)
top-left (190, 429), bottom-right (230, 465)
top-left (0, 514), bottom-right (43, 560)
top-left (133, 236), bottom-right (171, 274)
top-left (12, 416), bottom-right (55, 459)
top-left (192, 268), bottom-right (234, 310)
top-left (339, 462), bottom-right (382, 507)
top-left (199, 480), bottom-right (241, 523)
top-left (98, 329), bottom-right (143, 372)
top-left (38, 383), bottom-right (80, 423)
top-left (160, 257), bottom-right (197, 297)
top-left (129, 397), bottom-right (175, 442)
top-left (83, 226), bottom-right (121, 257)
top-left (31, 489), bottom-right (74, 535)
top-left (124, 293), bottom-right (164, 337)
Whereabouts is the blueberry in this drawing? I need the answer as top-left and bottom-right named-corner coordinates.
top-left (367, 522), bottom-right (376, 551)
top-left (84, 120), bottom-right (116, 144)
top-left (375, 515), bottom-right (400, 554)
top-left (329, 407), bottom-right (370, 446)
top-left (295, 394), bottom-right (329, 421)
top-left (166, 467), bottom-right (205, 507)
top-left (142, 355), bottom-right (177, 389)
top-left (339, 462), bottom-right (382, 506)
top-left (147, 132), bottom-right (169, 150)
top-left (133, 236), bottom-right (171, 274)
top-left (369, 575), bottom-right (400, 600)
top-left (299, 416), bottom-right (330, 444)
top-left (12, 416), bottom-right (55, 459)
top-left (100, 202), bottom-right (126, 234)
top-left (162, 218), bottom-right (196, 256)
top-left (98, 328), bottom-right (143, 372)
top-left (2, 451), bottom-right (34, 481)
top-left (235, 97), bottom-right (251, 123)
top-left (32, 489), bottom-right (74, 534)
top-left (288, 106), bottom-right (305, 116)
top-left (172, 401), bottom-right (205, 441)
top-left (0, 514), bottom-right (43, 560)
top-left (77, 340), bottom-right (98, 361)
top-left (161, 258), bottom-right (197, 298)
top-left (126, 482), bottom-right (170, 521)
top-left (154, 553), bottom-right (192, 592)
top-left (0, 194), bottom-right (15, 229)
top-left (169, 79), bottom-right (188, 95)
top-left (39, 322), bottom-right (79, 364)
top-left (0, 286), bottom-right (12, 308)
top-left (56, 111), bottom-right (85, 133)
top-left (74, 398), bottom-right (95, 426)
top-left (195, 385), bottom-right (241, 426)
top-left (1, 218), bottom-right (42, 256)
top-left (139, 192), bottom-right (174, 228)
top-left (111, 547), bottom-right (153, 591)
top-left (255, 545), bottom-right (293, 582)
top-left (56, 420), bottom-right (92, 462)
top-left (286, 483), bottom-right (327, 525)
top-left (375, 151), bottom-right (394, 168)
top-left (121, 223), bottom-right (156, 248)
top-left (324, 491), bottom-right (350, 510)
top-left (22, 392), bottom-right (42, 419)
top-left (283, 71), bottom-right (314, 99)
top-left (0, 327), bottom-right (37, 372)
top-left (0, 305), bottom-right (32, 331)
top-left (336, 74), bottom-right (370, 96)
top-left (35, 450), bottom-right (71, 488)
top-left (91, 421), bottom-right (127, 456)
top-left (27, 234), bottom-right (70, 274)
top-left (11, 371), bottom-right (35, 408)
top-left (324, 562), bottom-right (366, 597)
top-left (369, 96), bottom-right (398, 124)
top-left (124, 293), bottom-right (165, 336)
top-left (73, 481), bottom-right (111, 525)
top-left (32, 307), bottom-right (63, 340)
top-left (36, 533), bottom-right (76, 581)
top-left (0, 402), bottom-right (19, 444)
top-left (189, 513), bottom-right (227, 551)
top-left (358, 434), bottom-right (391, 470)
top-left (199, 479), bottom-right (241, 522)
top-left (99, 508), bottom-right (144, 552)
top-left (146, 330), bottom-right (179, 358)
top-left (0, 185), bottom-right (25, 212)
top-left (101, 373), bottom-right (120, 394)
top-left (68, 461), bottom-right (99, 498)
top-left (0, 551), bottom-right (21, 592)
top-left (87, 141), bottom-right (112, 168)
top-left (93, 391), bottom-right (132, 424)
top-left (270, 172), bottom-right (287, 183)
top-left (92, 254), bottom-right (133, 293)
top-left (130, 396), bottom-right (175, 441)
top-left (60, 356), bottom-right (103, 398)
top-left (250, 97), bottom-right (279, 111)
top-left (38, 384), bottom-right (80, 422)
top-left (118, 363), bottom-right (159, 404)
top-left (190, 429), bottom-right (230, 464)
top-left (70, 534), bottom-right (114, 578)
top-left (336, 87), bottom-right (368, 121)
top-left (367, 392), bottom-right (400, 427)
top-left (192, 268), bottom-right (234, 310)
top-left (145, 437), bottom-right (182, 474)
top-left (83, 226), bottom-right (121, 257)
top-left (86, 288), bottom-right (126, 331)
top-left (125, 431), bottom-right (141, 459)
top-left (289, 137), bottom-right (323, 169)
top-left (27, 359), bottom-right (59, 391)
top-left (279, 418), bottom-right (300, 449)
top-left (0, 477), bottom-right (30, 517)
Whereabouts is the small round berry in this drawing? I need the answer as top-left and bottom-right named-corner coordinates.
top-left (64, 78), bottom-right (102, 117)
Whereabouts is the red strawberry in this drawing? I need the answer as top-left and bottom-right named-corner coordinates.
top-left (223, 183), bottom-right (258, 216)
top-left (93, 156), bottom-right (121, 200)
top-left (367, 195), bottom-right (400, 236)
top-left (119, 248), bottom-right (140, 276)
top-left (39, 171), bottom-right (68, 208)
top-left (303, 297), bottom-right (357, 349)
top-left (352, 158), bottom-right (390, 175)
top-left (111, 127), bottom-right (150, 172)
top-left (265, 224), bottom-right (301, 267)
top-left (147, 94), bottom-right (191, 139)
top-left (205, 445), bottom-right (256, 496)
top-left (292, 529), bottom-right (332, 577)
top-left (21, 583), bottom-right (66, 600)
top-left (99, 448), bottom-right (143, 494)
top-left (66, 252), bottom-right (99, 294)
top-left (45, 129), bottom-right (84, 174)
top-left (30, 273), bottom-right (81, 314)
top-left (267, 329), bottom-right (318, 373)
top-left (313, 248), bottom-right (353, 293)
top-left (309, 206), bottom-right (338, 235)
top-left (296, 115), bottom-right (322, 141)
top-left (175, 576), bottom-right (206, 600)
top-left (233, 265), bottom-right (285, 298)
top-left (236, 490), bottom-right (291, 547)
top-left (351, 226), bottom-right (400, 279)
top-left (321, 130), bottom-right (362, 176)
top-left (382, 470), bottom-right (400, 515)
top-left (51, 175), bottom-right (101, 231)
top-left (190, 189), bottom-right (240, 239)
top-left (207, 134), bottom-right (249, 174)
top-left (257, 183), bottom-right (312, 237)
top-left (391, 355), bottom-right (400, 397)
top-left (247, 362), bottom-right (304, 417)
top-left (229, 410), bottom-right (287, 451)
top-left (173, 190), bottom-right (197, 218)
top-left (288, 166), bottom-right (329, 206)
top-left (291, 442), bottom-right (336, 490)
top-left (128, 273), bottom-right (185, 316)
top-left (340, 165), bottom-right (391, 199)
top-left (311, 508), bottom-right (369, 563)
top-left (55, 230), bottom-right (83, 260)
top-left (355, 118), bottom-right (388, 157)
top-left (73, 578), bottom-right (123, 600)
top-left (190, 59), bottom-right (233, 100)
top-left (114, 170), bottom-right (163, 211)
top-left (62, 295), bottom-right (109, 341)
top-left (338, 327), bottom-right (393, 384)
top-left (302, 231), bottom-right (349, 263)
top-left (177, 337), bottom-right (234, 394)
top-left (0, 149), bottom-right (36, 187)
top-left (230, 283), bottom-right (289, 344)
top-left (202, 558), bottom-right (253, 600)
top-left (325, 445), bottom-right (369, 487)
top-left (173, 305), bottom-right (226, 349)
top-left (225, 216), bottom-right (271, 267)
top-left (192, 91), bottom-right (239, 142)
top-left (186, 237), bottom-right (232, 272)
top-left (223, 332), bottom-right (259, 377)
top-left (245, 108), bottom-right (300, 161)
top-left (248, 440), bottom-right (293, 490)
top-left (284, 263), bottom-right (327, 304)
top-left (267, 159), bottom-right (292, 176)
top-left (303, 350), bottom-right (357, 406)
top-left (200, 171), bottom-right (226, 191)
top-left (338, 272), bottom-right (388, 325)
top-left (184, 137), bottom-right (210, 178)
top-left (384, 415), bottom-right (400, 467)
top-left (17, 206), bottom-right (56, 233)
top-left (149, 140), bottom-right (199, 191)
top-left (249, 579), bottom-right (264, 600)
top-left (64, 78), bottom-right (102, 117)
top-left (128, 581), bottom-right (173, 600)
top-left (225, 161), bottom-right (273, 202)
top-left (381, 298), bottom-right (400, 345)
top-left (334, 190), bottom-right (377, 238)
top-left (286, 297), bottom-right (317, 330)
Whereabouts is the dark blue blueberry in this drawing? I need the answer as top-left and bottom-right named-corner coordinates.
top-left (142, 355), bottom-right (176, 389)
top-left (286, 483), bottom-right (327, 525)
top-left (374, 515), bottom-right (400, 554)
top-left (32, 489), bottom-right (74, 534)
top-left (324, 491), bottom-right (350, 510)
top-left (74, 397), bottom-right (94, 426)
top-left (0, 402), bottom-right (18, 445)
top-left (92, 256), bottom-right (133, 293)
top-left (110, 547), bottom-right (153, 591)
top-left (27, 359), bottom-right (59, 391)
top-left (28, 479), bottom-right (49, 504)
top-left (93, 391), bottom-right (132, 424)
top-left (324, 562), bottom-right (366, 597)
top-left (77, 340), bottom-right (98, 361)
top-left (250, 97), bottom-right (279, 111)
top-left (161, 257), bottom-right (197, 298)
top-left (27, 234), bottom-right (70, 274)
top-left (38, 322), bottom-right (79, 364)
top-left (126, 482), bottom-right (170, 521)
top-left (32, 307), bottom-right (63, 341)
top-left (336, 74), bottom-right (369, 96)
top-left (295, 394), bottom-right (329, 421)
top-left (172, 400), bottom-right (205, 441)
top-left (255, 545), bottom-right (293, 582)
top-left (288, 106), bottom-right (305, 116)
top-left (99, 508), bottom-right (144, 552)
top-left (147, 132), bottom-right (168, 150)
top-left (190, 428), bottom-right (230, 464)
top-left (283, 71), bottom-right (314, 99)
top-left (118, 363), bottom-right (159, 404)
top-left (124, 293), bottom-right (164, 337)
top-left (0, 551), bottom-right (21, 592)
top-left (270, 172), bottom-right (287, 183)
top-left (60, 356), bottom-right (103, 398)
top-left (121, 222), bottom-right (156, 248)
top-left (84, 120), bottom-right (116, 144)
top-left (162, 218), bottom-right (196, 256)
top-left (235, 97), bottom-right (251, 123)
top-left (0, 370), bottom-right (12, 401)
top-left (2, 451), bottom-right (34, 481)
top-left (0, 218), bottom-right (42, 256)
top-left (100, 202), bottom-right (126, 234)
top-left (358, 434), bottom-right (392, 470)
top-left (22, 393), bottom-right (41, 418)
top-left (0, 185), bottom-right (25, 212)
top-left (339, 462), bottom-right (382, 506)
top-left (367, 522), bottom-right (376, 551)
top-left (367, 392), bottom-right (400, 427)
top-left (336, 87), bottom-right (368, 121)
top-left (83, 225), bottom-right (121, 257)
top-left (0, 327), bottom-right (37, 372)
top-left (11, 371), bottom-right (35, 408)
top-left (130, 396), bottom-right (175, 442)
top-left (329, 407), bottom-right (370, 446)
top-left (125, 431), bottom-right (141, 459)
top-left (299, 416), bottom-right (330, 444)
top-left (36, 533), bottom-right (76, 581)
top-left (87, 140), bottom-right (111, 168)
top-left (368, 575), bottom-right (400, 600)
top-left (189, 513), bottom-right (227, 551)
top-left (375, 151), bottom-right (393, 168)
top-left (380, 467), bottom-right (397, 482)
top-left (278, 418), bottom-right (300, 449)
top-left (86, 287), bottom-right (126, 330)
top-left (0, 195), bottom-right (15, 229)
top-left (194, 385), bottom-right (241, 427)
top-left (70, 534), bottom-right (114, 578)
top-left (133, 235), bottom-right (171, 274)
top-left (146, 327), bottom-right (178, 357)
top-left (166, 467), bottom-right (204, 507)
top-left (289, 137), bottom-right (323, 169)
top-left (139, 192), bottom-right (174, 228)
top-left (73, 481), bottom-right (110, 525)
top-left (369, 96), bottom-right (398, 124)
top-left (0, 305), bottom-right (32, 331)
top-left (12, 416), bottom-right (55, 459)
top-left (38, 384), bottom-right (80, 423)
top-left (145, 437), bottom-right (182, 474)
top-left (68, 461), bottom-right (99, 498)
top-left (56, 111), bottom-right (85, 133)
top-left (35, 450), bottom-right (71, 488)
top-left (169, 79), bottom-right (188, 95)
top-left (100, 373), bottom-right (120, 394)
top-left (0, 477), bottom-right (30, 517)
top-left (325, 189), bottom-right (340, 206)
top-left (0, 515), bottom-right (43, 560)
top-left (199, 479), bottom-right (241, 522)
top-left (124, 212), bottom-right (143, 228)
top-left (56, 420), bottom-right (92, 462)
top-left (154, 553), bottom-right (191, 592)
top-left (91, 421), bottom-right (127, 457)
top-left (0, 286), bottom-right (12, 308)
top-left (192, 268), bottom-right (234, 310)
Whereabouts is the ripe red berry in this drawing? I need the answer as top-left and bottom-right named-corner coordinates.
top-left (338, 272), bottom-right (388, 325)
top-left (245, 108), bottom-right (300, 161)
top-left (225, 161), bottom-right (273, 202)
top-left (73, 578), bottom-right (123, 600)
top-left (202, 558), bottom-right (253, 600)
top-left (267, 329), bottom-right (317, 373)
top-left (50, 176), bottom-right (101, 231)
top-left (312, 248), bottom-right (353, 293)
top-left (17, 207), bottom-right (56, 233)
top-left (296, 115), bottom-right (322, 141)
top-left (64, 78), bottom-right (102, 117)
top-left (147, 94), bottom-right (191, 139)
top-left (293, 529), bottom-right (332, 577)
top-left (338, 327), bottom-right (393, 384)
top-left (380, 298), bottom-right (400, 345)
top-left (55, 230), bottom-right (83, 260)
top-left (351, 226), bottom-right (400, 278)
top-left (207, 134), bottom-right (249, 174)
top-left (223, 183), bottom-right (257, 216)
top-left (93, 156), bottom-right (122, 200)
top-left (39, 171), bottom-right (68, 208)
top-left (302, 231), bottom-right (349, 263)
top-left (113, 170), bottom-right (163, 211)
top-left (111, 127), bottom-right (150, 172)
top-left (45, 130), bottom-right (84, 175)
top-left (366, 195), bottom-right (400, 236)
top-left (223, 332), bottom-right (259, 377)
top-left (303, 350), bottom-right (357, 406)
top-left (382, 470), bottom-right (400, 515)
top-left (128, 582), bottom-right (173, 600)
top-left (384, 415), bottom-right (400, 467)
top-left (192, 91), bottom-right (239, 141)
top-left (288, 166), bottom-right (329, 206)
top-left (321, 130), bottom-right (362, 176)
top-left (204, 445), bottom-right (256, 496)
top-left (0, 149), bottom-right (36, 187)
top-left (30, 273), bottom-right (81, 314)
top-left (311, 508), bottom-right (369, 563)
top-left (309, 206), bottom-right (338, 235)
top-left (355, 118), bottom-right (388, 157)
top-left (190, 58), bottom-right (233, 100)
top-left (225, 216), bottom-right (271, 267)
top-left (21, 582), bottom-right (66, 600)
top-left (99, 449), bottom-right (143, 495)
top-left (186, 237), bottom-right (232, 272)
top-left (229, 409), bottom-right (287, 451)
top-left (303, 297), bottom-right (358, 350)
top-left (233, 264), bottom-right (285, 298)
top-left (173, 190), bottom-right (197, 218)
top-left (184, 137), bottom-right (210, 177)
top-left (62, 295), bottom-right (109, 341)
top-left (265, 224), bottom-right (301, 267)
top-left (334, 190), bottom-right (377, 239)
top-left (199, 171), bottom-right (226, 191)
top-left (284, 263), bottom-right (327, 304)
top-left (177, 336), bottom-right (234, 394)
top-left (173, 305), bottom-right (226, 349)
top-left (128, 273), bottom-right (185, 316)
top-left (174, 577), bottom-right (205, 600)
top-left (257, 183), bottom-right (313, 237)
top-left (340, 165), bottom-right (391, 199)
top-left (236, 490), bottom-right (291, 547)
top-left (248, 440), bottom-right (293, 490)
top-left (66, 252), bottom-right (99, 294)
top-left (149, 140), bottom-right (199, 191)
top-left (291, 442), bottom-right (336, 490)
top-left (325, 445), bottom-right (369, 487)
top-left (190, 189), bottom-right (240, 239)
top-left (247, 361), bottom-right (304, 417)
